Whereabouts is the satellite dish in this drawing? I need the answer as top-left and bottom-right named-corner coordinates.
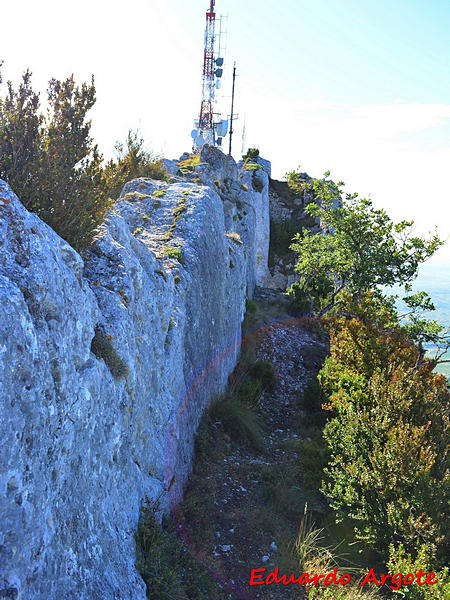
top-left (215, 57), bottom-right (224, 67)
top-left (215, 68), bottom-right (223, 78)
top-left (215, 80), bottom-right (221, 89)
top-left (215, 119), bottom-right (228, 137)
top-left (196, 135), bottom-right (205, 147)
top-left (191, 129), bottom-right (199, 139)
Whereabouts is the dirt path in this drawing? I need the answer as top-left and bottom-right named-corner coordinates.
top-left (176, 289), bottom-right (329, 600)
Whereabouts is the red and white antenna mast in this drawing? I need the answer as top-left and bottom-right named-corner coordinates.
top-left (191, 0), bottom-right (227, 152)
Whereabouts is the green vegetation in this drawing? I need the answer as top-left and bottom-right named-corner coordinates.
top-left (245, 297), bottom-right (257, 314)
top-left (286, 171), bottom-right (449, 588)
top-left (289, 173), bottom-right (443, 317)
top-left (285, 165), bottom-right (314, 195)
top-left (152, 188), bottom-right (167, 198)
top-left (136, 500), bottom-right (226, 600)
top-left (122, 191), bottom-right (152, 203)
top-left (243, 160), bottom-right (263, 172)
top-left (0, 68), bottom-right (167, 250)
top-left (163, 246), bottom-right (184, 264)
top-left (90, 328), bottom-right (128, 379)
top-left (319, 300), bottom-right (449, 565)
top-left (102, 130), bottom-right (168, 201)
top-left (178, 153), bottom-right (200, 174)
top-left (242, 147), bottom-right (260, 160)
top-left (163, 195), bottom-right (188, 242)
top-left (268, 218), bottom-right (299, 267)
top-left (210, 394), bottom-right (265, 451)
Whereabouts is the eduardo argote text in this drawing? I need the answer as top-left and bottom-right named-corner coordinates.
top-left (250, 567), bottom-right (439, 591)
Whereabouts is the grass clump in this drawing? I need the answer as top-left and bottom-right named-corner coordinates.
top-left (284, 507), bottom-right (378, 600)
top-left (163, 246), bottom-right (184, 264)
top-left (250, 359), bottom-right (276, 391)
top-left (90, 327), bottom-right (128, 379)
top-left (163, 195), bottom-right (188, 242)
top-left (210, 395), bottom-right (265, 452)
top-left (135, 500), bottom-right (225, 600)
top-left (122, 191), bottom-right (151, 202)
top-left (178, 154), bottom-right (201, 174)
top-left (152, 189), bottom-right (167, 198)
top-left (245, 297), bottom-right (257, 314)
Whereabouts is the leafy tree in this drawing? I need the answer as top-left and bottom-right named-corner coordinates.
top-left (289, 175), bottom-right (443, 317)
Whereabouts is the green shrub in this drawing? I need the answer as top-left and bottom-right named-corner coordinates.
top-left (236, 377), bottom-right (262, 407)
top-left (135, 500), bottom-right (224, 600)
top-left (387, 543), bottom-right (450, 600)
top-left (90, 328), bottom-right (128, 379)
top-left (178, 154), bottom-right (200, 174)
top-left (103, 130), bottom-right (168, 201)
top-left (0, 68), bottom-right (167, 251)
top-left (288, 282), bottom-right (311, 315)
top-left (245, 297), bottom-right (257, 314)
top-left (320, 314), bottom-right (450, 561)
top-left (163, 246), bottom-right (184, 264)
top-left (210, 395), bottom-right (265, 452)
top-left (242, 147), bottom-right (259, 160)
top-left (250, 360), bottom-right (276, 391)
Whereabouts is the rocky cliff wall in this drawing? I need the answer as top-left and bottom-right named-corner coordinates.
top-left (0, 148), bottom-right (270, 599)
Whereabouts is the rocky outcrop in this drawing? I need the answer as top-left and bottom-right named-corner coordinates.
top-left (0, 148), bottom-right (270, 599)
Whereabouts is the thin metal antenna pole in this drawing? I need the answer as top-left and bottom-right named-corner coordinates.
top-left (229, 62), bottom-right (236, 156)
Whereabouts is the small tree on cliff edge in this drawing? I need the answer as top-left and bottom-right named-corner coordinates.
top-left (0, 66), bottom-right (167, 250)
top-left (0, 68), bottom-right (109, 249)
top-left (289, 174), bottom-right (443, 317)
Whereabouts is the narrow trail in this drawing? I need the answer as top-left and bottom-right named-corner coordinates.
top-left (177, 290), bottom-right (329, 600)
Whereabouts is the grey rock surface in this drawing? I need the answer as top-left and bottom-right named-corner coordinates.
top-left (0, 147), bottom-right (270, 599)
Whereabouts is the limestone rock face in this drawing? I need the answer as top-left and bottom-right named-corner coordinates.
top-left (0, 149), bottom-right (270, 599)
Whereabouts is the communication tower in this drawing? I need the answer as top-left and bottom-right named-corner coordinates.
top-left (191, 1), bottom-right (228, 152)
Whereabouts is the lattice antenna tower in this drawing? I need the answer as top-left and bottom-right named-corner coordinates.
top-left (191, 1), bottom-right (229, 152)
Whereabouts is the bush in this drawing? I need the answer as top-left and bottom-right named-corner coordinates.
top-left (269, 218), bottom-right (299, 266)
top-left (135, 500), bottom-right (224, 600)
top-left (102, 130), bottom-right (168, 201)
top-left (210, 395), bottom-right (265, 452)
top-left (319, 312), bottom-right (450, 563)
top-left (387, 543), bottom-right (450, 600)
top-left (0, 68), bottom-right (167, 251)
top-left (242, 147), bottom-right (259, 160)
top-left (0, 71), bottom-right (111, 250)
top-left (288, 282), bottom-right (312, 315)
top-left (250, 360), bottom-right (276, 391)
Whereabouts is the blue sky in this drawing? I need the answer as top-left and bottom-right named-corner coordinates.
top-left (1, 0), bottom-right (450, 262)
